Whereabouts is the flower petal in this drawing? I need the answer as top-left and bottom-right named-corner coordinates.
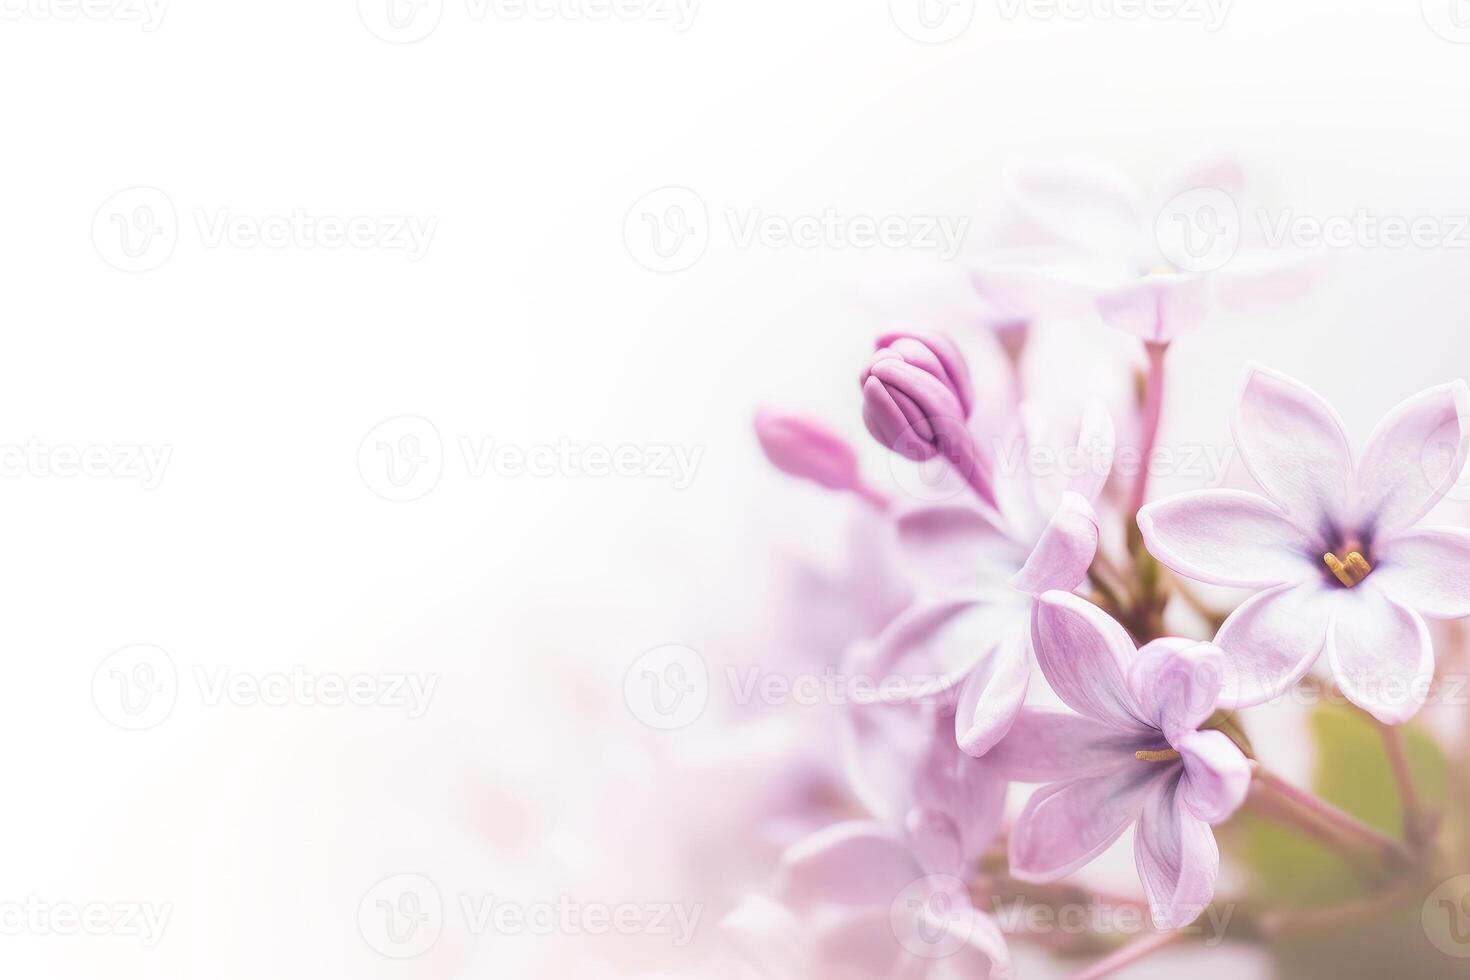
top-left (914, 717), bottom-right (1008, 864)
top-left (954, 620), bottom-right (1033, 756)
top-left (1096, 273), bottom-right (1212, 344)
top-left (721, 896), bottom-right (808, 979)
top-left (1372, 526), bottom-right (1470, 618)
top-left (1128, 639), bottom-right (1224, 743)
top-left (1068, 398), bottom-right (1116, 503)
top-left (1176, 729), bottom-right (1251, 824)
top-left (1138, 489), bottom-right (1323, 588)
top-left (1031, 590), bottom-right (1148, 727)
top-left (1213, 247), bottom-right (1329, 315)
top-left (1008, 764), bottom-right (1171, 882)
top-left (1010, 491), bottom-right (1099, 595)
top-left (1008, 162), bottom-right (1142, 256)
top-left (1326, 584), bottom-right (1435, 725)
top-left (858, 600), bottom-right (1017, 705)
top-left (777, 822), bottom-right (919, 914)
top-left (894, 504), bottom-right (1026, 596)
top-left (926, 906), bottom-right (1014, 980)
top-left (1213, 581), bottom-right (1333, 708)
top-left (1354, 381), bottom-right (1470, 537)
top-left (1231, 366), bottom-right (1353, 535)
top-left (1134, 781), bottom-right (1220, 931)
top-left (986, 709), bottom-right (1153, 782)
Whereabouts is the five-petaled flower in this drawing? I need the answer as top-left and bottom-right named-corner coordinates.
top-left (988, 590), bottom-right (1251, 930)
top-left (1139, 366), bottom-right (1470, 724)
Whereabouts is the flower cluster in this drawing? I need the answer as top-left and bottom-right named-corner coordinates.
top-left (738, 159), bottom-right (1470, 978)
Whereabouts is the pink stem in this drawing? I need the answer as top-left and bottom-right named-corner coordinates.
top-left (1128, 341), bottom-right (1169, 517)
top-left (850, 482), bottom-right (892, 511)
top-left (1070, 930), bottom-right (1182, 980)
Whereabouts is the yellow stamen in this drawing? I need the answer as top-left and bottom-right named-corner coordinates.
top-left (1135, 749), bottom-right (1182, 763)
top-left (1324, 551), bottom-right (1372, 588)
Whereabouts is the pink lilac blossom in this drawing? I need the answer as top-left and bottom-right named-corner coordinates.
top-left (987, 591), bottom-right (1251, 930)
top-left (1139, 366), bottom-right (1470, 724)
top-left (972, 156), bottom-right (1323, 343)
top-left (725, 701), bottom-right (1012, 979)
top-left (855, 387), bottom-right (1115, 757)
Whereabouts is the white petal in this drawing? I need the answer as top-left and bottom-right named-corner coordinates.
top-left (1138, 489), bottom-right (1322, 588)
top-left (1354, 381), bottom-right (1470, 537)
top-left (1372, 526), bottom-right (1470, 618)
top-left (1326, 584), bottom-right (1435, 725)
top-left (1213, 581), bottom-right (1333, 707)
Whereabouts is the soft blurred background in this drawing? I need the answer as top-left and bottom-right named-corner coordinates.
top-left (4, 0), bottom-right (1470, 977)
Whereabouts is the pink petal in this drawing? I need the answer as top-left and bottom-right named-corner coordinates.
top-left (1067, 398), bottom-right (1116, 503)
top-left (1354, 381), bottom-right (1470, 537)
top-left (1096, 273), bottom-right (1212, 343)
top-left (754, 410), bottom-right (865, 496)
top-left (1213, 581), bottom-right (1333, 708)
top-left (878, 331), bottom-right (975, 420)
top-left (954, 620), bottom-right (1033, 756)
top-left (1326, 585), bottom-right (1435, 725)
top-left (1231, 366), bottom-right (1353, 534)
top-left (914, 718), bottom-right (1008, 864)
top-left (721, 896), bottom-right (807, 978)
top-left (905, 808), bottom-right (967, 879)
top-left (1128, 639), bottom-right (1224, 743)
top-left (894, 504), bottom-right (1026, 596)
top-left (1008, 162), bottom-right (1142, 256)
top-left (1213, 247), bottom-right (1329, 314)
top-left (969, 253), bottom-right (1100, 319)
top-left (986, 709), bottom-right (1153, 782)
top-left (1134, 782), bottom-right (1221, 931)
top-left (1138, 489), bottom-right (1322, 588)
top-left (1008, 765), bottom-right (1172, 882)
top-left (858, 600), bottom-right (1017, 705)
top-left (842, 701), bottom-right (938, 828)
top-left (1372, 526), bottom-right (1470, 618)
top-left (1010, 491), bottom-right (1099, 595)
top-left (925, 906), bottom-right (1014, 980)
top-left (1175, 729), bottom-right (1251, 824)
top-left (777, 822), bottom-right (919, 914)
top-left (1031, 591), bottom-right (1148, 727)
top-left (811, 909), bottom-right (916, 980)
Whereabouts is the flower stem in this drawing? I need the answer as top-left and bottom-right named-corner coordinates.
top-left (1128, 341), bottom-right (1169, 519)
top-left (1377, 722), bottom-right (1426, 847)
top-left (1249, 763), bottom-right (1414, 867)
top-left (1070, 929), bottom-right (1182, 980)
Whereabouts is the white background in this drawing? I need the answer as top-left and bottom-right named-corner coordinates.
top-left (5, 0), bottom-right (1470, 977)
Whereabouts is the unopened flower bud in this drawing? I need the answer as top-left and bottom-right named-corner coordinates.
top-left (754, 411), bottom-right (887, 508)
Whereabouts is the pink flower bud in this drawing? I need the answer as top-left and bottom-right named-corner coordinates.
top-left (860, 332), bottom-right (974, 462)
top-left (754, 411), bottom-right (887, 507)
top-left (860, 332), bottom-right (994, 505)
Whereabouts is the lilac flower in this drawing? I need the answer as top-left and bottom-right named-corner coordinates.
top-left (1139, 367), bottom-right (1470, 724)
top-left (855, 396), bottom-right (1115, 756)
top-left (972, 156), bottom-right (1324, 343)
top-left (988, 591), bottom-right (1251, 930)
top-left (725, 691), bottom-right (1010, 978)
